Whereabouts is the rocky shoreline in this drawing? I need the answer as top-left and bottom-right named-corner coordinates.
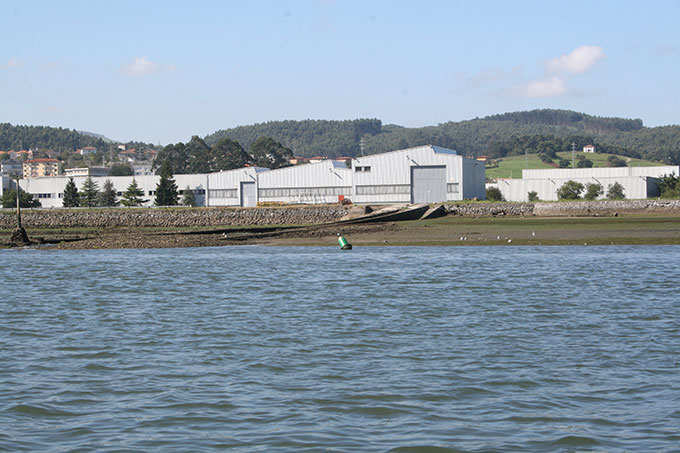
top-left (3, 200), bottom-right (680, 230)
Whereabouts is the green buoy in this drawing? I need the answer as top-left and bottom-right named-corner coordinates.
top-left (337, 233), bottom-right (352, 250)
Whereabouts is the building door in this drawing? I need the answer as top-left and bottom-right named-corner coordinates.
top-left (240, 181), bottom-right (256, 207)
top-left (411, 166), bottom-right (446, 203)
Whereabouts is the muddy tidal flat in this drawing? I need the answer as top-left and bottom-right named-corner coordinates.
top-left (3, 213), bottom-right (680, 249)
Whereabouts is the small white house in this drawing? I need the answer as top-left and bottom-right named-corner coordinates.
top-left (583, 145), bottom-right (596, 153)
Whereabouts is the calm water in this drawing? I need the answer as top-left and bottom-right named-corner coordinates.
top-left (1, 245), bottom-right (679, 452)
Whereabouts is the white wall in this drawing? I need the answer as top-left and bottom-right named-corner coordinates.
top-left (492, 176), bottom-right (654, 202)
top-left (13, 145), bottom-right (488, 207)
top-left (206, 167), bottom-right (266, 206)
top-left (522, 166), bottom-right (679, 180)
top-left (351, 145), bottom-right (472, 203)
top-left (463, 158), bottom-right (486, 199)
top-left (491, 166), bottom-right (680, 202)
top-left (257, 161), bottom-right (352, 204)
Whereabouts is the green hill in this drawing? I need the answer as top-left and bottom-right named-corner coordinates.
top-left (486, 152), bottom-right (664, 180)
top-left (205, 110), bottom-right (680, 165)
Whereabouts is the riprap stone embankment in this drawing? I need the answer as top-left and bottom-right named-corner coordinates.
top-left (2, 200), bottom-right (680, 229)
top-left (0, 206), bottom-right (351, 229)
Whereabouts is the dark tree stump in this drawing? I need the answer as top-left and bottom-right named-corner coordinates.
top-left (10, 227), bottom-right (31, 246)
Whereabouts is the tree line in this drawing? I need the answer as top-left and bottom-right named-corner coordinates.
top-left (4, 109), bottom-right (680, 166)
top-left (55, 163), bottom-right (194, 208)
top-left (153, 136), bottom-right (293, 174)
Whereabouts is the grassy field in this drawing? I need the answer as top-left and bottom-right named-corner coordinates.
top-left (486, 152), bottom-right (663, 180)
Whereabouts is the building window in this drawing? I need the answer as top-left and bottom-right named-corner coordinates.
top-left (355, 166), bottom-right (371, 172)
top-left (356, 185), bottom-right (410, 195)
top-left (258, 187), bottom-right (352, 198)
top-left (447, 183), bottom-right (459, 194)
top-left (208, 189), bottom-right (237, 198)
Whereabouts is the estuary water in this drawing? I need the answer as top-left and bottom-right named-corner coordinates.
top-left (1, 245), bottom-right (679, 452)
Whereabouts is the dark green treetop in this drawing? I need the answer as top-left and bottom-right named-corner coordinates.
top-left (2, 188), bottom-right (41, 209)
top-left (62, 177), bottom-right (80, 207)
top-left (181, 185), bottom-right (196, 207)
top-left (80, 176), bottom-right (100, 207)
top-left (557, 180), bottom-right (584, 200)
top-left (250, 137), bottom-right (293, 169)
top-left (154, 161), bottom-right (179, 206)
top-left (121, 178), bottom-right (147, 207)
top-left (98, 179), bottom-right (119, 207)
top-left (607, 182), bottom-right (626, 199)
top-left (213, 137), bottom-right (252, 170)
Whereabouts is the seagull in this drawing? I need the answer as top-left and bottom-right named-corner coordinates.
top-left (532, 231), bottom-right (536, 236)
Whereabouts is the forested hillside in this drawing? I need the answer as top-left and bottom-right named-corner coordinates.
top-left (205, 119), bottom-right (383, 158)
top-left (206, 110), bottom-right (680, 164)
top-left (3, 110), bottom-right (679, 165)
top-left (0, 123), bottom-right (108, 152)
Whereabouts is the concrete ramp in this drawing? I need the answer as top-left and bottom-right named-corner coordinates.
top-left (420, 204), bottom-right (447, 220)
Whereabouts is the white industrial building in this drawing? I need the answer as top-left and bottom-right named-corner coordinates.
top-left (490, 166), bottom-right (679, 202)
top-left (258, 160), bottom-right (353, 205)
top-left (206, 167), bottom-right (269, 207)
top-left (352, 146), bottom-right (485, 203)
top-left (1, 145), bottom-right (485, 208)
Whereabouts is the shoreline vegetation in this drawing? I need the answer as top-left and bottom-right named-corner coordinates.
top-left (2, 202), bottom-right (680, 250)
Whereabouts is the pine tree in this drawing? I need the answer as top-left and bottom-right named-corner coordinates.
top-left (154, 161), bottom-right (179, 206)
top-left (62, 177), bottom-right (80, 207)
top-left (80, 176), bottom-right (100, 207)
top-left (181, 185), bottom-right (196, 207)
top-left (121, 178), bottom-right (147, 207)
top-left (98, 179), bottom-right (119, 207)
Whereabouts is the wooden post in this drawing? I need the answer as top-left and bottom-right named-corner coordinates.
top-left (15, 175), bottom-right (22, 229)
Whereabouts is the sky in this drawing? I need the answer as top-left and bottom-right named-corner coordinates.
top-left (1, 0), bottom-right (679, 145)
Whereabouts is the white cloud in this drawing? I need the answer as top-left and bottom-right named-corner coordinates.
top-left (519, 76), bottom-right (567, 98)
top-left (510, 45), bottom-right (604, 98)
top-left (546, 45), bottom-right (605, 74)
top-left (118, 56), bottom-right (177, 77)
top-left (119, 56), bottom-right (159, 76)
top-left (1, 56), bottom-right (23, 69)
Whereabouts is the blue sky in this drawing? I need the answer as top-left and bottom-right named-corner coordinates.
top-left (1, 0), bottom-right (678, 144)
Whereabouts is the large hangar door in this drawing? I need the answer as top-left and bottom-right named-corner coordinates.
top-left (411, 166), bottom-right (446, 203)
top-left (240, 181), bottom-right (256, 207)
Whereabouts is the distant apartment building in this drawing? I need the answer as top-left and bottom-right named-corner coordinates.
top-left (23, 158), bottom-right (62, 179)
top-left (132, 163), bottom-right (153, 176)
top-left (1, 160), bottom-right (24, 176)
top-left (63, 167), bottom-right (110, 177)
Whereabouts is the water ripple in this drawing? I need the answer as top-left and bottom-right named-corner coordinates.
top-left (1, 245), bottom-right (679, 451)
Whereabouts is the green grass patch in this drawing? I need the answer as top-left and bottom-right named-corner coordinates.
top-left (486, 152), bottom-right (664, 179)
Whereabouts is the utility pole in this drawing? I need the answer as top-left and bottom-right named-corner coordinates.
top-left (571, 142), bottom-right (576, 169)
top-left (525, 148), bottom-right (528, 171)
top-left (11, 174), bottom-right (30, 245)
top-left (15, 175), bottom-right (21, 230)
